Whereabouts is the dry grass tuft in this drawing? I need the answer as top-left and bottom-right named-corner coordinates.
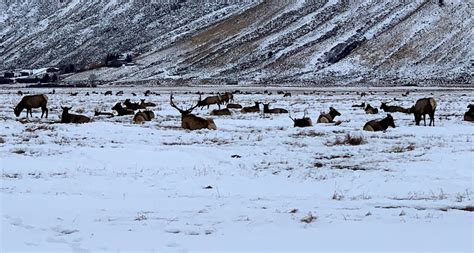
top-left (326, 134), bottom-right (365, 146)
top-left (290, 130), bottom-right (325, 138)
top-left (387, 144), bottom-right (416, 153)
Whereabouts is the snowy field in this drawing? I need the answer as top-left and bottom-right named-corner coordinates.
top-left (1, 86), bottom-right (473, 252)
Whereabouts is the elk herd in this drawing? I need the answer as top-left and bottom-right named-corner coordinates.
top-left (11, 90), bottom-right (473, 132)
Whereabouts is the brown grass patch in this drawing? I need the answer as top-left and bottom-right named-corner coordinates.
top-left (326, 134), bottom-right (365, 146)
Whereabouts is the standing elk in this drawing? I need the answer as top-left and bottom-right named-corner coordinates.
top-left (133, 111), bottom-right (155, 124)
top-left (170, 94), bottom-right (216, 130)
top-left (220, 92), bottom-right (234, 104)
top-left (14, 94), bottom-right (49, 118)
top-left (380, 102), bottom-right (410, 113)
top-left (365, 103), bottom-right (379, 114)
top-left (197, 94), bottom-right (223, 109)
top-left (241, 102), bottom-right (260, 113)
top-left (464, 104), bottom-right (474, 122)
top-left (210, 108), bottom-right (232, 116)
top-left (363, 114), bottom-right (395, 132)
top-left (61, 107), bottom-right (90, 123)
top-left (411, 97), bottom-right (437, 126)
top-left (289, 110), bottom-right (312, 127)
top-left (112, 103), bottom-right (135, 116)
top-left (317, 107), bottom-right (341, 123)
top-left (263, 103), bottom-right (288, 114)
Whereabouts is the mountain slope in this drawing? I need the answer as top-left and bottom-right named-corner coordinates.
top-left (0, 0), bottom-right (472, 85)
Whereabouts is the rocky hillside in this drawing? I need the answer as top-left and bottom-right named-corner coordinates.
top-left (0, 0), bottom-right (472, 86)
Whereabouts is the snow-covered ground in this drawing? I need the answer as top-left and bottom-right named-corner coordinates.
top-left (1, 86), bottom-right (473, 252)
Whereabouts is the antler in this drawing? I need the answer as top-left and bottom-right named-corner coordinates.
top-left (170, 93), bottom-right (185, 114)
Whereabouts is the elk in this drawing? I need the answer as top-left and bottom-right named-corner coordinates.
top-left (14, 94), bottom-right (48, 118)
top-left (464, 104), bottom-right (474, 122)
top-left (94, 111), bottom-right (114, 117)
top-left (227, 103), bottom-right (242, 109)
top-left (197, 94), bottom-right (223, 109)
top-left (365, 103), bottom-right (379, 114)
top-left (411, 97), bottom-right (437, 126)
top-left (61, 107), bottom-right (90, 123)
top-left (210, 108), bottom-right (232, 116)
top-left (220, 92), bottom-right (234, 104)
top-left (317, 107), bottom-right (341, 123)
top-left (133, 110), bottom-right (155, 124)
top-left (112, 103), bottom-right (135, 116)
top-left (241, 102), bottom-right (260, 113)
top-left (139, 99), bottom-right (156, 108)
top-left (289, 110), bottom-right (312, 127)
top-left (380, 102), bottom-right (410, 113)
top-left (144, 90), bottom-right (151, 96)
top-left (69, 92), bottom-right (78, 96)
top-left (17, 91), bottom-right (23, 96)
top-left (104, 90), bottom-right (112, 96)
top-left (124, 99), bottom-right (141, 110)
top-left (283, 92), bottom-right (291, 97)
top-left (116, 91), bottom-right (124, 96)
top-left (170, 94), bottom-right (216, 130)
top-left (363, 114), bottom-right (395, 132)
top-left (263, 103), bottom-right (288, 114)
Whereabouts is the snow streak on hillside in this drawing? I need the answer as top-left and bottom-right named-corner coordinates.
top-left (0, 0), bottom-right (472, 85)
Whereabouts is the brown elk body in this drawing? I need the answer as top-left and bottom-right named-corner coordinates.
top-left (290, 111), bottom-right (312, 127)
top-left (227, 103), bottom-right (242, 109)
top-left (14, 94), bottom-right (49, 118)
top-left (263, 103), bottom-right (288, 114)
top-left (365, 103), bottom-right (379, 114)
top-left (363, 114), bottom-right (395, 132)
top-left (317, 107), bottom-right (341, 123)
top-left (112, 103), bottom-right (135, 116)
top-left (61, 107), bottom-right (90, 123)
top-left (283, 92), bottom-right (291, 97)
top-left (220, 92), bottom-right (234, 104)
top-left (104, 91), bottom-right (112, 96)
top-left (210, 108), bottom-right (232, 116)
top-left (380, 102), bottom-right (410, 113)
top-left (133, 111), bottom-right (155, 123)
top-left (140, 99), bottom-right (156, 108)
top-left (170, 94), bottom-right (216, 130)
top-left (241, 102), bottom-right (260, 113)
top-left (198, 94), bottom-right (222, 109)
top-left (124, 99), bottom-right (141, 110)
top-left (116, 91), bottom-right (124, 96)
top-left (411, 97), bottom-right (437, 126)
top-left (464, 104), bottom-right (474, 122)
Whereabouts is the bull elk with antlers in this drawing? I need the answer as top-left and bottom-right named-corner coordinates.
top-left (170, 94), bottom-right (217, 130)
top-left (289, 110), bottom-right (312, 127)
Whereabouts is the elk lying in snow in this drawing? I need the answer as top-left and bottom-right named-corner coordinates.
top-left (289, 110), bottom-right (312, 127)
top-left (464, 104), bottom-right (474, 122)
top-left (170, 94), bottom-right (216, 130)
top-left (363, 114), bottom-right (395, 132)
top-left (210, 108), bottom-right (232, 116)
top-left (220, 92), bottom-right (234, 104)
top-left (241, 102), bottom-right (260, 113)
top-left (365, 103), bottom-right (379, 114)
top-left (104, 90), bottom-right (112, 96)
top-left (14, 94), bottom-right (49, 118)
top-left (112, 103), bottom-right (135, 116)
top-left (124, 99), bottom-right (141, 110)
top-left (69, 92), bottom-right (78, 96)
top-left (140, 99), bottom-right (156, 108)
top-left (410, 97), bottom-right (437, 126)
top-left (133, 111), bottom-right (155, 123)
top-left (317, 107), bottom-right (341, 123)
top-left (17, 91), bottom-right (23, 96)
top-left (144, 90), bottom-right (151, 96)
top-left (352, 102), bottom-right (365, 108)
top-left (94, 111), bottom-right (114, 117)
top-left (283, 92), bottom-right (291, 97)
top-left (61, 107), bottom-right (90, 123)
top-left (227, 103), bottom-right (242, 109)
top-left (116, 91), bottom-right (124, 96)
top-left (263, 103), bottom-right (288, 114)
top-left (380, 102), bottom-right (410, 113)
top-left (198, 94), bottom-right (222, 109)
